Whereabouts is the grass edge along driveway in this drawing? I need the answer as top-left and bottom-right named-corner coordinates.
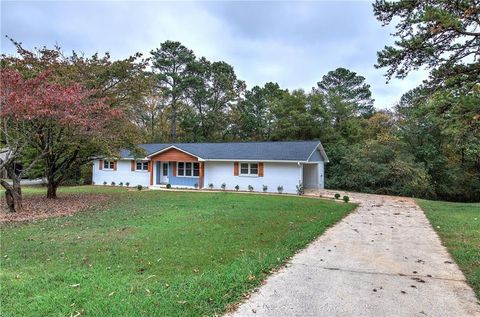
top-left (417, 199), bottom-right (480, 300)
top-left (1, 186), bottom-right (356, 316)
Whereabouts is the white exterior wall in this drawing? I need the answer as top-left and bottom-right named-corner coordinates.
top-left (203, 161), bottom-right (302, 194)
top-left (318, 161), bottom-right (325, 188)
top-left (302, 162), bottom-right (325, 189)
top-left (303, 164), bottom-right (319, 188)
top-left (92, 160), bottom-right (150, 187)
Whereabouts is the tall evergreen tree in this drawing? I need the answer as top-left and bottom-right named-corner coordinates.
top-left (151, 41), bottom-right (196, 142)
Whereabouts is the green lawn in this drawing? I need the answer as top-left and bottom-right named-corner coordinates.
top-left (1, 186), bottom-right (355, 316)
top-left (417, 199), bottom-right (480, 299)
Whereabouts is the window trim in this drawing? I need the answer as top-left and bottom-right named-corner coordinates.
top-left (103, 160), bottom-right (115, 170)
top-left (239, 162), bottom-right (259, 177)
top-left (176, 161), bottom-right (200, 178)
top-left (135, 161), bottom-right (149, 172)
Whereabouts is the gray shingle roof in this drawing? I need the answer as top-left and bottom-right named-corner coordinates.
top-left (120, 140), bottom-right (326, 162)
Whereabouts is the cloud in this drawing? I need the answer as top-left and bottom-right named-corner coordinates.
top-left (1, 1), bottom-right (427, 109)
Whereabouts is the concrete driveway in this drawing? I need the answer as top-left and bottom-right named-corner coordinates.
top-left (230, 190), bottom-right (480, 316)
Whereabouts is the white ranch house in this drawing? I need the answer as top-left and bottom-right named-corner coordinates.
top-left (92, 141), bottom-right (328, 194)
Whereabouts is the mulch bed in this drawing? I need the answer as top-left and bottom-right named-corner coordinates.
top-left (0, 194), bottom-right (111, 223)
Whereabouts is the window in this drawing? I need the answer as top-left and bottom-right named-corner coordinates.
top-left (239, 162), bottom-right (259, 176)
top-left (136, 161), bottom-right (149, 171)
top-left (177, 162), bottom-right (200, 177)
top-left (162, 163), bottom-right (168, 176)
top-left (193, 163), bottom-right (200, 176)
top-left (103, 160), bottom-right (114, 170)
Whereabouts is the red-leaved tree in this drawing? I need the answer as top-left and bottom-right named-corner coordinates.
top-left (1, 68), bottom-right (125, 207)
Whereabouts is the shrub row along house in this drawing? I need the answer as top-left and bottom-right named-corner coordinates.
top-left (92, 141), bottom-right (328, 194)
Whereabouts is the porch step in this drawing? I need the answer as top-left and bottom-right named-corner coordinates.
top-left (150, 184), bottom-right (167, 189)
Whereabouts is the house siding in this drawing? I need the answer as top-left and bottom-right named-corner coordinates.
top-left (302, 162), bottom-right (324, 189)
top-left (92, 158), bottom-right (324, 192)
top-left (167, 162), bottom-right (199, 187)
top-left (203, 161), bottom-right (302, 194)
top-left (92, 159), bottom-right (149, 187)
top-left (308, 149), bottom-right (324, 162)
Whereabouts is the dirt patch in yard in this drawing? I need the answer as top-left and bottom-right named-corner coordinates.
top-left (0, 194), bottom-right (111, 223)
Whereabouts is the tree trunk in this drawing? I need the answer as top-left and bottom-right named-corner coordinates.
top-left (170, 100), bottom-right (177, 142)
top-left (0, 180), bottom-right (22, 212)
top-left (46, 180), bottom-right (58, 199)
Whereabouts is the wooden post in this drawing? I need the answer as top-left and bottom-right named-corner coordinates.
top-left (199, 162), bottom-right (204, 190)
top-left (149, 161), bottom-right (153, 186)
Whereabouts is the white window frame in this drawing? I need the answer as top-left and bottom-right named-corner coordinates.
top-left (103, 160), bottom-right (115, 170)
top-left (177, 162), bottom-right (200, 178)
top-left (135, 161), bottom-right (149, 172)
top-left (239, 162), bottom-right (259, 176)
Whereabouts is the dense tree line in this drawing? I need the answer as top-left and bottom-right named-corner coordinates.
top-left (1, 0), bottom-right (478, 209)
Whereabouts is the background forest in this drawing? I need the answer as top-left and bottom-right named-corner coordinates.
top-left (1, 1), bottom-right (479, 202)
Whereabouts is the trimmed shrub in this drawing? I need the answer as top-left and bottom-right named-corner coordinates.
top-left (248, 185), bottom-right (254, 192)
top-left (221, 183), bottom-right (226, 190)
top-left (92, 181), bottom-right (95, 185)
top-left (343, 195), bottom-right (350, 203)
top-left (235, 185), bottom-right (240, 191)
top-left (208, 183), bottom-right (214, 190)
top-left (277, 185), bottom-right (284, 194)
top-left (166, 183), bottom-right (171, 189)
top-left (111, 181), bottom-right (116, 186)
top-left (262, 185), bottom-right (268, 192)
top-left (136, 185), bottom-right (143, 191)
top-left (334, 193), bottom-right (341, 199)
top-left (194, 183), bottom-right (198, 189)
top-left (103, 181), bottom-right (107, 186)
top-left (125, 182), bottom-right (130, 187)
top-left (119, 182), bottom-right (123, 186)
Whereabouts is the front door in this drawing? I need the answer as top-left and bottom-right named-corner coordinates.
top-left (160, 162), bottom-right (169, 184)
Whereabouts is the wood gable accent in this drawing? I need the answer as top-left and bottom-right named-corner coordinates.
top-left (258, 162), bottom-right (264, 177)
top-left (99, 160), bottom-right (103, 170)
top-left (150, 148), bottom-right (198, 162)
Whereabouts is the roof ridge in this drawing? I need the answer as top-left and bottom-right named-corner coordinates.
top-left (140, 140), bottom-right (320, 146)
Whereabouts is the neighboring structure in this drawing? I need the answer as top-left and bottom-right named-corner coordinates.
top-left (0, 149), bottom-right (8, 179)
top-left (92, 141), bottom-right (328, 194)
top-left (0, 148), bottom-right (23, 179)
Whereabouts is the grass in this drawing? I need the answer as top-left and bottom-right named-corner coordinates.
top-left (417, 199), bottom-right (480, 299)
top-left (1, 186), bottom-right (355, 316)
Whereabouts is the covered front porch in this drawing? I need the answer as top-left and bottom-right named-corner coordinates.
top-left (148, 147), bottom-right (205, 189)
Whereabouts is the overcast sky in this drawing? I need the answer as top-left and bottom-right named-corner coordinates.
top-left (1, 1), bottom-right (428, 109)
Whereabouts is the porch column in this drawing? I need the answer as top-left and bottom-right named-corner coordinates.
top-left (149, 160), bottom-right (154, 186)
top-left (199, 162), bottom-right (204, 190)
